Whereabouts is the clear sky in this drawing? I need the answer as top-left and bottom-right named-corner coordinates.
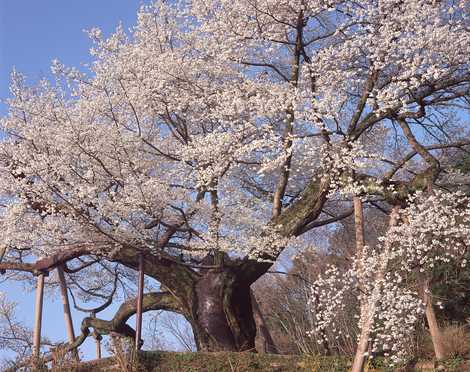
top-left (0, 0), bottom-right (143, 116)
top-left (0, 0), bottom-right (149, 363)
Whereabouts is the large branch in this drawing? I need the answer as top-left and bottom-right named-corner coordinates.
top-left (354, 171), bottom-right (434, 204)
top-left (396, 118), bottom-right (439, 173)
top-left (240, 165), bottom-right (441, 282)
top-left (113, 246), bottom-right (198, 299)
top-left (352, 73), bottom-right (470, 139)
top-left (0, 246), bottom-right (94, 275)
top-left (384, 140), bottom-right (470, 180)
top-left (25, 291), bottom-right (181, 367)
top-left (83, 291), bottom-right (181, 337)
top-left (0, 240), bottom-right (198, 311)
top-left (347, 69), bottom-right (379, 135)
top-left (237, 177), bottom-right (331, 283)
top-left (35, 246), bottom-right (93, 272)
top-left (298, 207), bottom-right (354, 235)
top-left (271, 10), bottom-right (305, 219)
top-left (271, 176), bottom-right (331, 237)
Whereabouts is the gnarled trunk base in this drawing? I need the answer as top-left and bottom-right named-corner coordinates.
top-left (188, 270), bottom-right (257, 352)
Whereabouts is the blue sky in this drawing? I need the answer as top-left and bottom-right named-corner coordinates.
top-left (0, 0), bottom-right (143, 116)
top-left (0, 0), bottom-right (152, 362)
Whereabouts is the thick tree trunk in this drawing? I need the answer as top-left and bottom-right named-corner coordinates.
top-left (188, 270), bottom-right (257, 352)
top-left (114, 249), bottom-right (261, 352)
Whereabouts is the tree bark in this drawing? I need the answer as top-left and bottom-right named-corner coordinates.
top-left (352, 205), bottom-right (401, 372)
top-left (251, 290), bottom-right (278, 354)
top-left (422, 279), bottom-right (446, 361)
top-left (68, 259), bottom-right (260, 352)
top-left (353, 196), bottom-right (366, 284)
top-left (352, 310), bottom-right (375, 372)
top-left (111, 249), bottom-right (256, 351)
top-left (351, 196), bottom-right (368, 372)
top-left (189, 270), bottom-right (257, 352)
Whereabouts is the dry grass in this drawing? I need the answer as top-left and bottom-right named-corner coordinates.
top-left (441, 324), bottom-right (470, 358)
top-left (107, 336), bottom-right (142, 372)
top-left (416, 324), bottom-right (470, 360)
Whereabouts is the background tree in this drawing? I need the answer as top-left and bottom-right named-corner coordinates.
top-left (254, 205), bottom-right (388, 354)
top-left (0, 293), bottom-right (53, 368)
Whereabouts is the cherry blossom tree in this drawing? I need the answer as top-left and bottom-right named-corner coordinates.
top-left (0, 292), bottom-right (54, 368)
top-left (308, 189), bottom-right (470, 368)
top-left (0, 0), bottom-right (469, 356)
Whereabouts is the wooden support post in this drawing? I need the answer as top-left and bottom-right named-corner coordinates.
top-left (57, 265), bottom-right (80, 361)
top-left (33, 273), bottom-right (45, 359)
top-left (135, 253), bottom-right (144, 350)
top-left (90, 312), bottom-right (102, 359)
top-left (92, 331), bottom-right (102, 359)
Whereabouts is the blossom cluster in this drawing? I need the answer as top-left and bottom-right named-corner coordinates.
top-left (0, 0), bottom-right (469, 266)
top-left (387, 190), bottom-right (470, 272)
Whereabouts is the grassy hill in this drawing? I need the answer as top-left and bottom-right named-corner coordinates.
top-left (46, 351), bottom-right (470, 372)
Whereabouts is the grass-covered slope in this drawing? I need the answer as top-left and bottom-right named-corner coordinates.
top-left (50, 351), bottom-right (470, 372)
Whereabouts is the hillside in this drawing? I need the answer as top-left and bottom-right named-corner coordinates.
top-left (46, 351), bottom-right (470, 372)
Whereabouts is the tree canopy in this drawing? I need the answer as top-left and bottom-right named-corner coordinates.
top-left (0, 0), bottom-right (469, 365)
